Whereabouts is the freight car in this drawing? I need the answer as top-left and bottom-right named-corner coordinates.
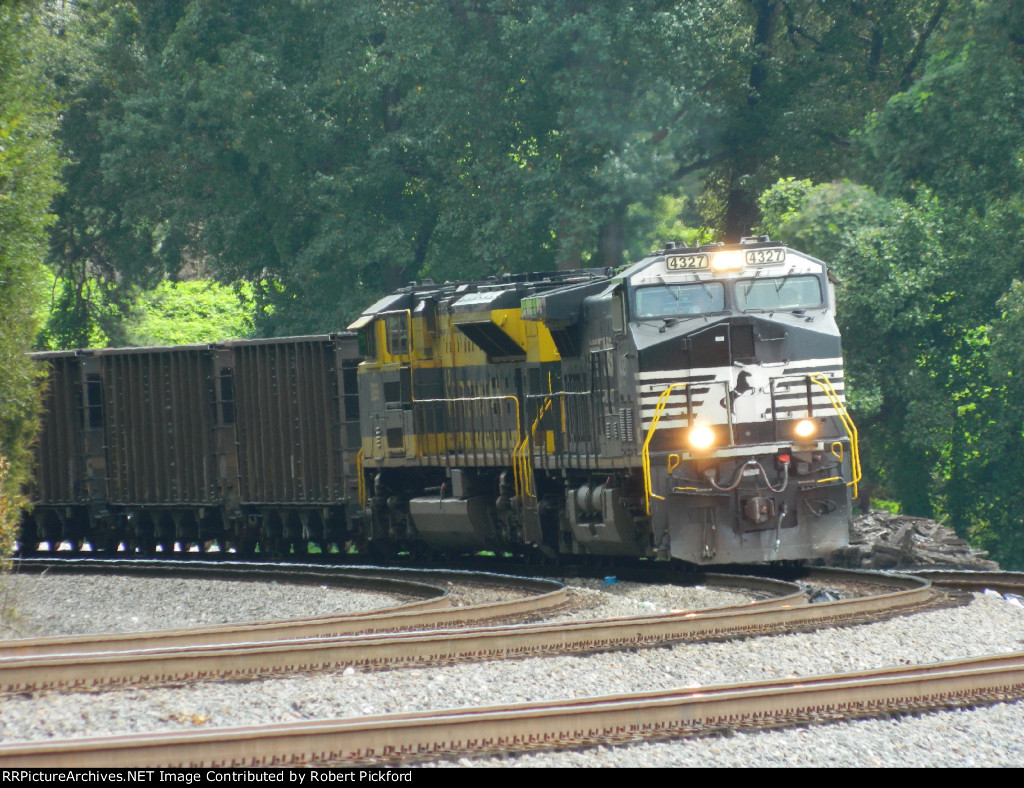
top-left (21, 238), bottom-right (859, 565)
top-left (21, 336), bottom-right (363, 556)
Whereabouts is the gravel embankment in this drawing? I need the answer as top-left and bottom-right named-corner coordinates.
top-left (1, 572), bottom-right (1023, 767)
top-left (0, 574), bottom-right (408, 639)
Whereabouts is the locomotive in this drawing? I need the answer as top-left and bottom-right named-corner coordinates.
top-left (20, 238), bottom-right (859, 565)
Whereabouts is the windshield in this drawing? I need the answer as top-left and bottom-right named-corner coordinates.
top-left (634, 282), bottom-right (725, 318)
top-left (736, 275), bottom-right (822, 312)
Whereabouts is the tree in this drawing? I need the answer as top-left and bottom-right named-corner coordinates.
top-left (46, 1), bottom-right (958, 340)
top-left (857, 0), bottom-right (1024, 212)
top-left (44, 0), bottom-right (157, 347)
top-left (696, 0), bottom-right (955, 239)
top-left (89, 0), bottom-right (729, 333)
top-left (0, 1), bottom-right (62, 557)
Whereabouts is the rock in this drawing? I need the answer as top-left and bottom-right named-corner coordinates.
top-left (827, 511), bottom-right (1000, 571)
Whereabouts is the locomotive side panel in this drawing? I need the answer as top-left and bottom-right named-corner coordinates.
top-left (349, 272), bottom-right (642, 555)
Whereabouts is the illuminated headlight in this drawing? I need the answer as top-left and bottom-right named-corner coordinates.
top-left (794, 419), bottom-right (817, 439)
top-left (688, 425), bottom-right (716, 451)
top-left (710, 251), bottom-right (745, 273)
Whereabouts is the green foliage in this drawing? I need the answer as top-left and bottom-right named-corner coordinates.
top-left (624, 193), bottom-right (711, 263)
top-left (34, 274), bottom-right (117, 350)
top-left (839, 0), bottom-right (1024, 567)
top-left (757, 178), bottom-right (1024, 567)
top-left (49, 0), bottom-right (952, 337)
top-left (0, 2), bottom-right (62, 558)
top-left (857, 0), bottom-right (1024, 212)
top-left (42, 0), bottom-right (159, 346)
top-left (961, 278), bottom-right (1024, 569)
top-left (33, 275), bottom-right (256, 350)
top-left (87, 0), bottom-right (737, 333)
top-left (870, 499), bottom-right (901, 515)
top-left (696, 0), bottom-right (954, 237)
top-left (126, 280), bottom-right (254, 346)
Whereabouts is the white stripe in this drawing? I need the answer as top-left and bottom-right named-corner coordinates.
top-left (638, 381), bottom-right (845, 402)
top-left (637, 367), bottom-right (731, 382)
top-left (637, 357), bottom-right (845, 382)
top-left (641, 410), bottom-right (843, 429)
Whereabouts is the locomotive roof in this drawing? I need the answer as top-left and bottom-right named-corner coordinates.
top-left (345, 238), bottom-right (823, 330)
top-left (347, 267), bottom-right (615, 328)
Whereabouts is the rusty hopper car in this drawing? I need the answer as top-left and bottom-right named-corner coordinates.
top-left (22, 336), bottom-right (363, 554)
top-left (224, 335), bottom-right (362, 553)
top-left (23, 350), bottom-right (107, 549)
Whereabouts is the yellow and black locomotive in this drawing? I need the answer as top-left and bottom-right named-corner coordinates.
top-left (22, 238), bottom-right (858, 565)
top-left (350, 237), bottom-right (858, 563)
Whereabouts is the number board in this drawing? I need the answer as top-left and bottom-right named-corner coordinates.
top-left (666, 254), bottom-right (709, 271)
top-left (744, 248), bottom-right (786, 266)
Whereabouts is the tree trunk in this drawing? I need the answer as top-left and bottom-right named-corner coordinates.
top-left (597, 203), bottom-right (627, 268)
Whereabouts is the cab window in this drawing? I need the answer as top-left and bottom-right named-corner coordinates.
top-left (633, 283), bottom-right (724, 318)
top-left (736, 275), bottom-right (822, 312)
top-left (385, 313), bottom-right (409, 356)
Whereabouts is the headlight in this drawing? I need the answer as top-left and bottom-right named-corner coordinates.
top-left (794, 418), bottom-right (817, 439)
top-left (688, 425), bottom-right (716, 451)
top-left (710, 251), bottom-right (745, 273)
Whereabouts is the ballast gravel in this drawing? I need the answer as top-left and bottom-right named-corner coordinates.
top-left (0, 574), bottom-right (408, 639)
top-left (1, 573), bottom-right (1023, 767)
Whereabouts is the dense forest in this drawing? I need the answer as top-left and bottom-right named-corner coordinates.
top-left (2, 0), bottom-right (1023, 567)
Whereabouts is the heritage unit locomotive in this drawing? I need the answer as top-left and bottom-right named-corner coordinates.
top-left (21, 238), bottom-right (859, 565)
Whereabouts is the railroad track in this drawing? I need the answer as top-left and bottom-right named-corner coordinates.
top-left (0, 561), bottom-right (806, 692)
top-left (0, 559), bottom-right (569, 657)
top-left (4, 650), bottom-right (1023, 768)
top-left (0, 565), bottom-right (1020, 766)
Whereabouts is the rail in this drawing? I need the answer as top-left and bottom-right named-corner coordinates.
top-left (6, 568), bottom-right (931, 694)
top-left (6, 648), bottom-right (1020, 768)
top-left (0, 567), bottom-right (969, 767)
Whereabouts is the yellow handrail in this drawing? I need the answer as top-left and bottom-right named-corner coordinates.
top-left (356, 448), bottom-right (366, 508)
top-left (641, 383), bottom-right (687, 515)
top-left (515, 396), bottom-right (555, 502)
top-left (810, 373), bottom-right (861, 498)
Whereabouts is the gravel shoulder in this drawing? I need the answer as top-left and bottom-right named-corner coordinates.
top-left (0, 573), bottom-right (409, 639)
top-left (1, 572), bottom-right (1022, 767)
